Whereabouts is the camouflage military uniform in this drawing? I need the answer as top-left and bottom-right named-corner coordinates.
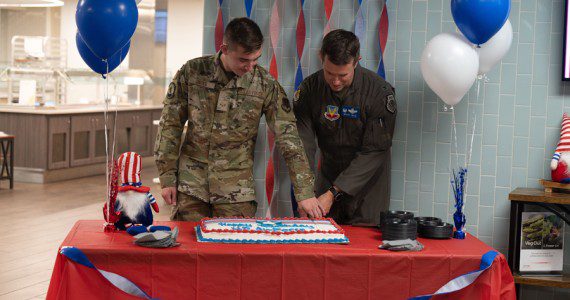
top-left (154, 52), bottom-right (315, 220)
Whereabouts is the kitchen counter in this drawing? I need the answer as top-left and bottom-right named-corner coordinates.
top-left (0, 105), bottom-right (162, 183)
top-left (0, 104), bottom-right (163, 115)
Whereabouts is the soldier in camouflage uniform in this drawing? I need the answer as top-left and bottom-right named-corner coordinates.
top-left (155, 18), bottom-right (323, 221)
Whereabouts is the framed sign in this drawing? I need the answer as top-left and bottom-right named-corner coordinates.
top-left (564, 0), bottom-right (570, 80)
top-left (519, 212), bottom-right (564, 275)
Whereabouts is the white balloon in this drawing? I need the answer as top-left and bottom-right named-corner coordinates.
top-left (421, 33), bottom-right (479, 106)
top-left (477, 20), bottom-right (513, 75)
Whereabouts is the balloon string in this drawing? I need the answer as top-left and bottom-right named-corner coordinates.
top-left (466, 76), bottom-right (481, 168)
top-left (104, 60), bottom-right (110, 225)
top-left (451, 106), bottom-right (459, 168)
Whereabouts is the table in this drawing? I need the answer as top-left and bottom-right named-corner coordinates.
top-left (0, 134), bottom-right (14, 189)
top-left (47, 221), bottom-right (515, 300)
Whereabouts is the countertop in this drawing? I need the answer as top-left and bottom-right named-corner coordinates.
top-left (0, 104), bottom-right (163, 115)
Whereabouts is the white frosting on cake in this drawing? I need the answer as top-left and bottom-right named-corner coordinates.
top-left (197, 218), bottom-right (349, 244)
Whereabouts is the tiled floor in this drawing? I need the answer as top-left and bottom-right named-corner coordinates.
top-left (0, 167), bottom-right (169, 299)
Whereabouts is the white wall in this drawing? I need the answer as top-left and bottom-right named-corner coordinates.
top-left (61, 0), bottom-right (84, 69)
top-left (166, 0), bottom-right (204, 75)
top-left (0, 8), bottom-right (49, 64)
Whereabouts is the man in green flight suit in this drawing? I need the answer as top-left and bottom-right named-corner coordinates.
top-left (154, 18), bottom-right (323, 221)
top-left (294, 29), bottom-right (397, 225)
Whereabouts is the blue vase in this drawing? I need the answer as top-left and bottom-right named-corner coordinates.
top-left (453, 210), bottom-right (466, 239)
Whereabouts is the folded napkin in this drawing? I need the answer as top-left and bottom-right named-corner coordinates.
top-left (133, 227), bottom-right (180, 248)
top-left (379, 239), bottom-right (424, 251)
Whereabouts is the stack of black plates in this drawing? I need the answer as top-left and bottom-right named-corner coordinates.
top-left (379, 210), bottom-right (415, 228)
top-left (415, 217), bottom-right (453, 239)
top-left (382, 218), bottom-right (417, 240)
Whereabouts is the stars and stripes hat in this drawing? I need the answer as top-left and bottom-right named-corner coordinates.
top-left (555, 113), bottom-right (570, 152)
top-left (117, 152), bottom-right (142, 185)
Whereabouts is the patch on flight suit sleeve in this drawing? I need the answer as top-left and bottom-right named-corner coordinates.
top-left (282, 97), bottom-right (292, 113)
top-left (293, 89), bottom-right (301, 103)
top-left (167, 82), bottom-right (176, 99)
top-left (386, 94), bottom-right (396, 114)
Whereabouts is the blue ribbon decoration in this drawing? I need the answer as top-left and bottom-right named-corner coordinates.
top-left (294, 63), bottom-right (304, 91)
top-left (354, 0), bottom-right (365, 45)
top-left (293, 0), bottom-right (305, 91)
top-left (60, 247), bottom-right (155, 299)
top-left (409, 250), bottom-right (499, 300)
top-left (244, 0), bottom-right (253, 18)
top-left (377, 56), bottom-right (386, 78)
top-left (376, 0), bottom-right (388, 78)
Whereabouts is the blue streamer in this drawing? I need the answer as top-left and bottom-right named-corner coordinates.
top-left (244, 0), bottom-right (253, 17)
top-left (409, 250), bottom-right (499, 299)
top-left (377, 55), bottom-right (386, 78)
top-left (60, 247), bottom-right (155, 299)
top-left (294, 63), bottom-right (304, 91)
top-left (354, 0), bottom-right (366, 45)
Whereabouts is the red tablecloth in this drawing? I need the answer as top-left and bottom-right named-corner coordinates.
top-left (46, 220), bottom-right (515, 300)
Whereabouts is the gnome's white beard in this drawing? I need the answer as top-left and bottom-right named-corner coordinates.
top-left (116, 191), bottom-right (148, 220)
top-left (552, 152), bottom-right (570, 171)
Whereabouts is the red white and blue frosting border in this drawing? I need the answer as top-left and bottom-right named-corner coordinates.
top-left (196, 217), bottom-right (349, 244)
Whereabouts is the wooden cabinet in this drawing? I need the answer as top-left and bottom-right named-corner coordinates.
top-left (1, 107), bottom-right (162, 183)
top-left (132, 111), bottom-right (152, 156)
top-left (48, 116), bottom-right (70, 170)
top-left (115, 111), bottom-right (153, 157)
top-left (73, 111), bottom-right (157, 165)
top-left (70, 114), bottom-right (92, 167)
top-left (70, 114), bottom-right (114, 167)
top-left (69, 111), bottom-right (156, 166)
top-left (0, 108), bottom-right (161, 181)
top-left (93, 114), bottom-right (112, 164)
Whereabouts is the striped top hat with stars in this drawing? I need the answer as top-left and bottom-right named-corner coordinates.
top-left (117, 152), bottom-right (142, 185)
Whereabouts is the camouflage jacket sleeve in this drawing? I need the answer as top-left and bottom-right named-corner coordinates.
top-left (154, 66), bottom-right (189, 188)
top-left (263, 82), bottom-right (315, 202)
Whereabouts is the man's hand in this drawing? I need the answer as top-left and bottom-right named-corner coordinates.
top-left (298, 207), bottom-right (308, 218)
top-left (297, 197), bottom-right (325, 218)
top-left (161, 187), bottom-right (177, 205)
top-left (317, 191), bottom-right (335, 215)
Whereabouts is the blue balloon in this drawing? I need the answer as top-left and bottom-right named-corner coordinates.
top-left (76, 33), bottom-right (129, 77)
top-left (76, 0), bottom-right (138, 59)
top-left (451, 0), bottom-right (510, 45)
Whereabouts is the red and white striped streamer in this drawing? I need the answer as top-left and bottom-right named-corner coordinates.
top-left (323, 0), bottom-right (334, 36)
top-left (265, 0), bottom-right (281, 218)
top-left (377, 0), bottom-right (389, 78)
top-left (215, 0), bottom-right (224, 52)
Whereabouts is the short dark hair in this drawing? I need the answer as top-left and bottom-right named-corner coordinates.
top-left (224, 18), bottom-right (264, 53)
top-left (320, 29), bottom-right (360, 65)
